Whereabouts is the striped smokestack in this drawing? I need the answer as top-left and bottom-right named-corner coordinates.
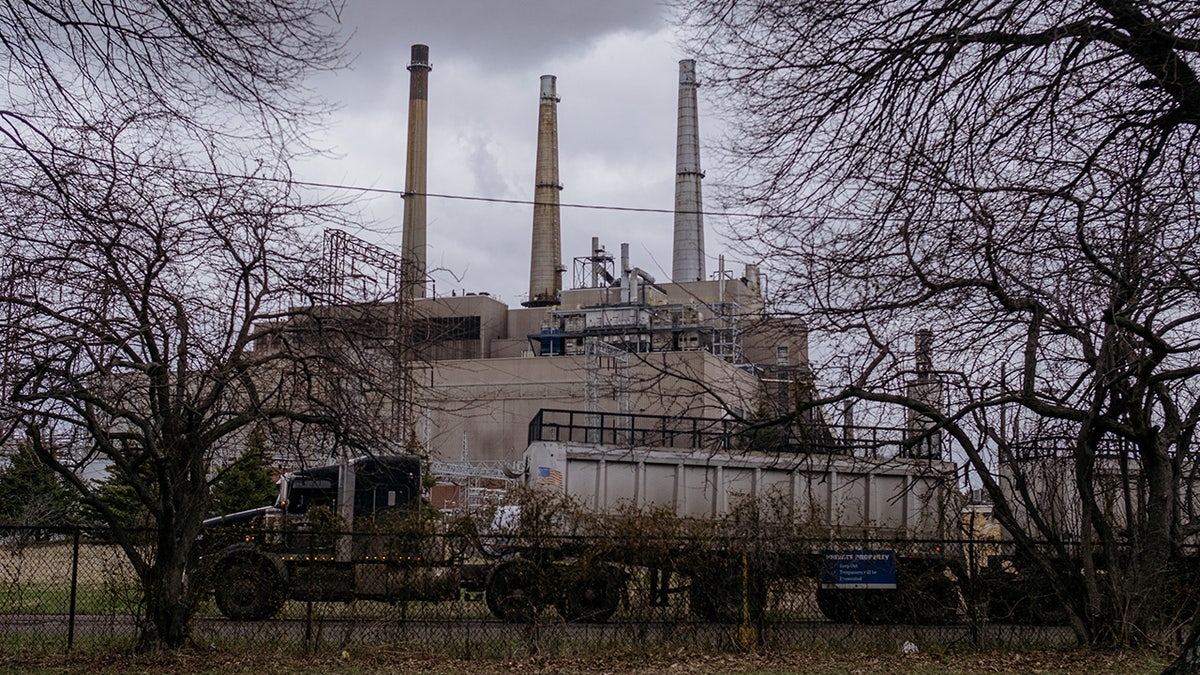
top-left (672, 59), bottom-right (706, 283)
top-left (524, 75), bottom-right (563, 307)
top-left (401, 44), bottom-right (431, 300)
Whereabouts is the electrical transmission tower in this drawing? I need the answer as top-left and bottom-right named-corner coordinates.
top-left (322, 229), bottom-right (418, 452)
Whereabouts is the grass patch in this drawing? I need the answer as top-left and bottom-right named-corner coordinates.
top-left (0, 582), bottom-right (137, 616)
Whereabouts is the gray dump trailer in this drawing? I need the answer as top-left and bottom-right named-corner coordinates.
top-left (491, 409), bottom-right (965, 624)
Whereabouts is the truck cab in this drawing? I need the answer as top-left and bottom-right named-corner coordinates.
top-left (196, 455), bottom-right (443, 620)
top-left (276, 456), bottom-right (420, 522)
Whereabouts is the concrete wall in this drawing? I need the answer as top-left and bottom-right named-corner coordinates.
top-left (418, 350), bottom-right (761, 462)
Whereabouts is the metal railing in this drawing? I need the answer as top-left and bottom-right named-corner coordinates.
top-left (527, 408), bottom-right (948, 459)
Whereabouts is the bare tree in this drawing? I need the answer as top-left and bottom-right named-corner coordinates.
top-left (0, 1), bottom-right (349, 650)
top-left (675, 0), bottom-right (1200, 648)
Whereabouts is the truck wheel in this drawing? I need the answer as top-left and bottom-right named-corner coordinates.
top-left (214, 556), bottom-right (286, 620)
top-left (556, 564), bottom-right (623, 623)
top-left (815, 588), bottom-right (891, 624)
top-left (815, 587), bottom-right (852, 623)
top-left (486, 560), bottom-right (542, 623)
top-left (908, 570), bottom-right (961, 625)
top-left (983, 571), bottom-right (1069, 625)
top-left (689, 570), bottom-right (766, 623)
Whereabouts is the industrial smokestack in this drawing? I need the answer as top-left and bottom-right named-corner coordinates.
top-left (672, 59), bottom-right (705, 283)
top-left (524, 75), bottom-right (563, 307)
top-left (401, 44), bottom-right (431, 300)
top-left (906, 329), bottom-right (942, 459)
top-left (915, 328), bottom-right (934, 375)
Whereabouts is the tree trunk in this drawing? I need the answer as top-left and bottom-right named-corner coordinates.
top-left (1164, 617), bottom-right (1200, 674)
top-left (140, 589), bottom-right (191, 652)
top-left (135, 529), bottom-right (195, 651)
top-left (1138, 439), bottom-right (1177, 639)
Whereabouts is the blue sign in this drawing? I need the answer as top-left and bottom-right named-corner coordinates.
top-left (820, 550), bottom-right (898, 589)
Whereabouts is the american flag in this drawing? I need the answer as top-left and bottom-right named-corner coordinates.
top-left (537, 466), bottom-right (563, 489)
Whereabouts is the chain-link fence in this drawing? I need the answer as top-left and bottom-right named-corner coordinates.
top-left (0, 523), bottom-right (1103, 657)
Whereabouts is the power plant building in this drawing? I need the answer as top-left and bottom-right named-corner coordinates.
top-left (280, 47), bottom-right (811, 473)
top-left (408, 259), bottom-right (807, 464)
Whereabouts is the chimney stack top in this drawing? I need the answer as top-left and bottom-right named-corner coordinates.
top-left (408, 44), bottom-right (431, 71)
top-left (539, 75), bottom-right (559, 102)
top-left (679, 59), bottom-right (698, 85)
top-left (672, 58), bottom-right (706, 282)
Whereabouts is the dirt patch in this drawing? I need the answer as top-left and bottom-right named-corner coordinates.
top-left (0, 540), bottom-right (136, 585)
top-left (0, 647), bottom-right (1172, 674)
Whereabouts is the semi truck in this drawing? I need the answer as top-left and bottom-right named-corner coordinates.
top-left (193, 454), bottom-right (467, 620)
top-left (194, 408), bottom-right (965, 624)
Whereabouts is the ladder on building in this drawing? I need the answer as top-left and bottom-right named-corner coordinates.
top-left (710, 301), bottom-right (744, 364)
top-left (584, 338), bottom-right (631, 444)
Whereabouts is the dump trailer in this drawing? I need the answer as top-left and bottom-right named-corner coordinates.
top-left (979, 437), bottom-right (1200, 625)
top-left (194, 455), bottom-right (468, 620)
top-left (485, 409), bottom-right (965, 624)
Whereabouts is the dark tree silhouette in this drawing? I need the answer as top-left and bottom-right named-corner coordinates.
top-left (0, 1), bottom-right (360, 651)
top-left (208, 431), bottom-right (279, 518)
top-left (0, 440), bottom-right (79, 527)
top-left (675, 0), bottom-right (1200, 650)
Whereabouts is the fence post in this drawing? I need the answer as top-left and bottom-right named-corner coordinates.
top-left (304, 598), bottom-right (314, 653)
top-left (738, 552), bottom-right (756, 652)
top-left (67, 527), bottom-right (80, 652)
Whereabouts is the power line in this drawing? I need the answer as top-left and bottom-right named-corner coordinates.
top-left (190, 168), bottom-right (774, 219)
top-left (0, 142), bottom-right (775, 219)
top-left (9, 142), bottom-right (1055, 225)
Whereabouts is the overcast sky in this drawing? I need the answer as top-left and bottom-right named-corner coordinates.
top-left (295, 1), bottom-right (727, 305)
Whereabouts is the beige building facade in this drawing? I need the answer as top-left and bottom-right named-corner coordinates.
top-left (403, 274), bottom-right (809, 464)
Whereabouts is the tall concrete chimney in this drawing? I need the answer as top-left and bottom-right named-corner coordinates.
top-left (524, 75), bottom-right (563, 307)
top-left (906, 329), bottom-right (942, 459)
top-left (915, 329), bottom-right (934, 375)
top-left (401, 44), bottom-right (431, 300)
top-left (672, 59), bottom-right (705, 283)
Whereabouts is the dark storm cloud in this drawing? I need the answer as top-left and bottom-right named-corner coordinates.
top-left (333, 1), bottom-right (667, 83)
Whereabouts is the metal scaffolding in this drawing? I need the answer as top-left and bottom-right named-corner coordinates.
top-left (321, 229), bottom-right (416, 450)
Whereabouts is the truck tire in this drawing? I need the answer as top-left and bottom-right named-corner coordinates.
top-left (815, 587), bottom-right (891, 624)
top-left (689, 570), bottom-right (766, 623)
top-left (908, 570), bottom-right (961, 625)
top-left (486, 560), bottom-right (542, 623)
top-left (214, 555), bottom-right (286, 620)
top-left (556, 564), bottom-right (623, 623)
top-left (983, 571), bottom-right (1069, 625)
